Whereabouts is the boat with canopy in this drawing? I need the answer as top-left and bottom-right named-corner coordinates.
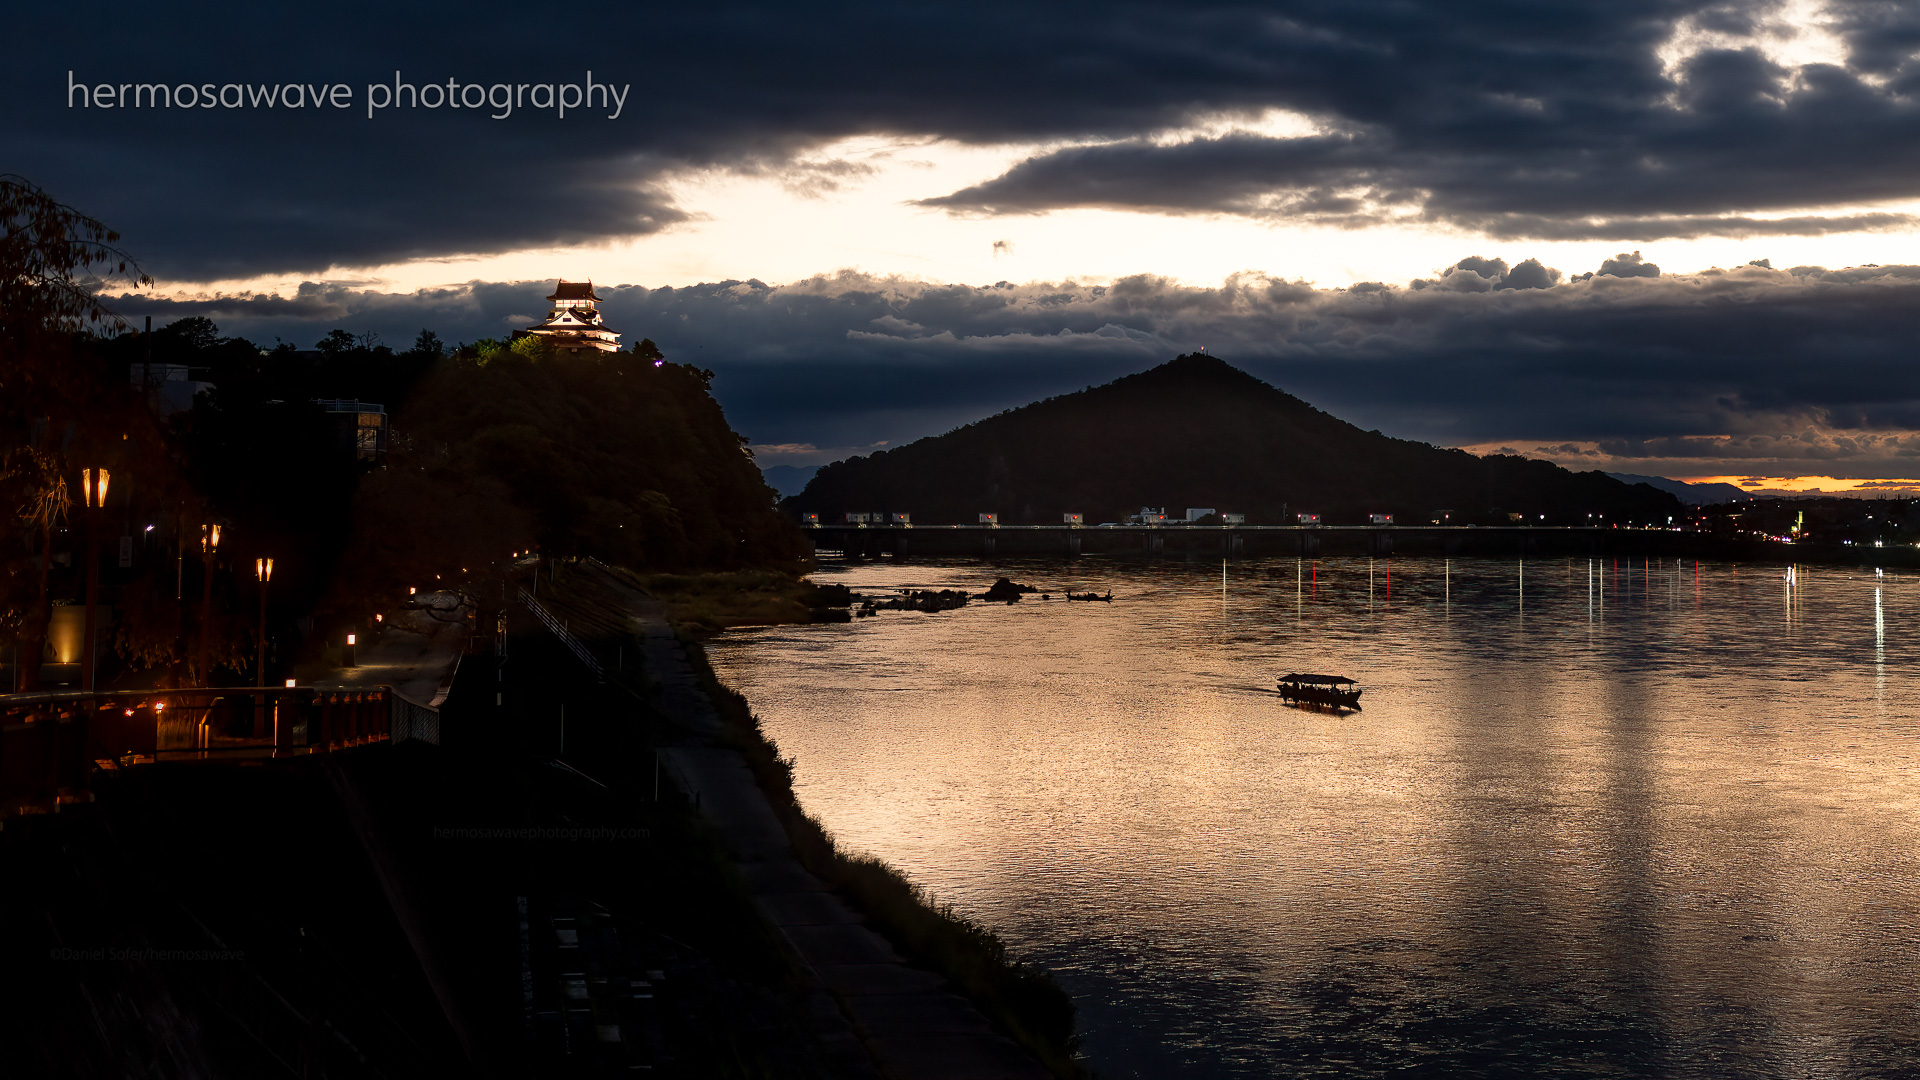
top-left (1275, 673), bottom-right (1362, 708)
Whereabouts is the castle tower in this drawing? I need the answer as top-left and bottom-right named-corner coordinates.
top-left (521, 280), bottom-right (621, 353)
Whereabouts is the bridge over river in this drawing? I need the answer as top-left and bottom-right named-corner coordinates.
top-left (807, 523), bottom-right (1725, 560)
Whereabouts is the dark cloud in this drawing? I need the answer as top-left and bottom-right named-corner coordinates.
top-left (915, 7), bottom-right (1920, 238)
top-left (15, 2), bottom-right (1920, 278)
top-left (1418, 256), bottom-right (1562, 291)
top-left (113, 256), bottom-right (1920, 476)
top-left (1502, 258), bottom-right (1560, 289)
top-left (1597, 250), bottom-right (1660, 278)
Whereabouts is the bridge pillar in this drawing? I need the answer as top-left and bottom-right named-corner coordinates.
top-left (1067, 533), bottom-right (1081, 557)
top-left (1300, 532), bottom-right (1320, 557)
top-left (983, 532), bottom-right (996, 557)
top-left (1369, 530), bottom-right (1393, 556)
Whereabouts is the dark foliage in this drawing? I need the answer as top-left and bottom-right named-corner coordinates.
top-left (789, 353), bottom-right (1682, 526)
top-left (330, 343), bottom-right (807, 614)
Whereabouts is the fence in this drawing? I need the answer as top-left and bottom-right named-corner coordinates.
top-left (0, 684), bottom-right (439, 823)
top-left (519, 589), bottom-right (605, 677)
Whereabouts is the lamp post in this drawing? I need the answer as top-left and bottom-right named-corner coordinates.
top-left (197, 524), bottom-right (220, 684)
top-left (79, 467), bottom-right (109, 691)
top-left (255, 557), bottom-right (274, 688)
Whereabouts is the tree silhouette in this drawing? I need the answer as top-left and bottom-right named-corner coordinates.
top-left (1, 175), bottom-right (155, 688)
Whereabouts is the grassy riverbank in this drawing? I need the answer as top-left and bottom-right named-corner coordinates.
top-left (531, 559), bottom-right (1084, 1075)
top-left (624, 568), bottom-right (850, 637)
top-left (678, 637), bottom-right (1087, 1079)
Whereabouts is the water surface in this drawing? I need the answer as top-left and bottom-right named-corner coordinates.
top-left (708, 557), bottom-right (1920, 1078)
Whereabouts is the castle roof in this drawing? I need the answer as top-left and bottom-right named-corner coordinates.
top-left (548, 280), bottom-right (602, 302)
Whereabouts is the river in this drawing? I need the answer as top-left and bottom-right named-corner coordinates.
top-left (705, 556), bottom-right (1920, 1078)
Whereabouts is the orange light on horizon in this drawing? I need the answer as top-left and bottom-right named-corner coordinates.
top-left (1679, 474), bottom-right (1920, 496)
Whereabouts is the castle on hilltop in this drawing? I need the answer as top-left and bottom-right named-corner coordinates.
top-left (517, 280), bottom-right (621, 353)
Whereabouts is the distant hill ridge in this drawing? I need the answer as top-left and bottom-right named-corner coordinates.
top-left (1604, 473), bottom-right (1751, 505)
top-left (787, 353), bottom-right (1681, 525)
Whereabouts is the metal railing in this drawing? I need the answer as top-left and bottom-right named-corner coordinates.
top-left (0, 684), bottom-right (439, 822)
top-left (519, 589), bottom-right (605, 677)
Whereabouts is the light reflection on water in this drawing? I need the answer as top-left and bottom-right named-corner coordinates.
top-left (706, 557), bottom-right (1920, 1078)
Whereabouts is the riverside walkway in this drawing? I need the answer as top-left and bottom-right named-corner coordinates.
top-left (541, 560), bottom-right (1055, 1079)
top-left (306, 589), bottom-right (473, 704)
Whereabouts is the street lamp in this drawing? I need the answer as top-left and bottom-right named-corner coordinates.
top-left (79, 467), bottom-right (109, 691)
top-left (197, 523), bottom-right (220, 684)
top-left (254, 557), bottom-right (273, 688)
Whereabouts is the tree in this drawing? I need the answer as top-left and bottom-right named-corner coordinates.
top-left (0, 176), bottom-right (164, 689)
top-left (0, 447), bottom-right (67, 686)
top-left (162, 316), bottom-right (221, 352)
top-left (408, 329), bottom-right (444, 358)
top-left (0, 174), bottom-right (150, 365)
top-left (315, 329), bottom-right (357, 359)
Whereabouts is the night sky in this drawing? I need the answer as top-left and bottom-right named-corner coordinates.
top-left (13, 1), bottom-right (1920, 491)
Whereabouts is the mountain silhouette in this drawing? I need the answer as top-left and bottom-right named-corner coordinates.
top-left (786, 353), bottom-right (1681, 525)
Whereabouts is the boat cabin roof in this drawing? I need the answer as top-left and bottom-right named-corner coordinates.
top-left (1278, 673), bottom-right (1356, 685)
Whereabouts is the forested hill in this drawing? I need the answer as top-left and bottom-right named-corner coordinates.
top-left (786, 353), bottom-right (1681, 526)
top-left (331, 343), bottom-right (808, 609)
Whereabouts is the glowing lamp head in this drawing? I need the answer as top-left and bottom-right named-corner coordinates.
top-left (285, 678), bottom-right (297, 688)
top-left (202, 523), bottom-right (221, 552)
top-left (82, 467), bottom-right (110, 508)
top-left (346, 633), bottom-right (356, 646)
top-left (255, 557), bottom-right (273, 581)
